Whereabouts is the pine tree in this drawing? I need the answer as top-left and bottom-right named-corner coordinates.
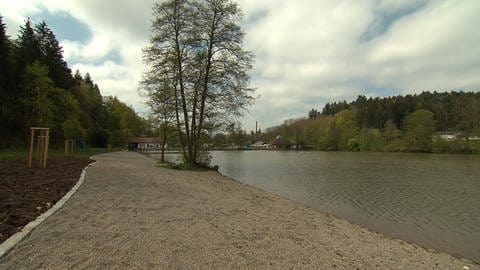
top-left (73, 69), bottom-right (83, 85)
top-left (84, 73), bottom-right (94, 88)
top-left (35, 21), bottom-right (73, 89)
top-left (19, 61), bottom-right (56, 131)
top-left (0, 15), bottom-right (9, 91)
top-left (0, 15), bottom-right (13, 134)
top-left (15, 19), bottom-right (41, 74)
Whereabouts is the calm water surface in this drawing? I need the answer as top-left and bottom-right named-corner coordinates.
top-left (205, 151), bottom-right (480, 263)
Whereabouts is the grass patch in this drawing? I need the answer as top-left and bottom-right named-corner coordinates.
top-left (156, 160), bottom-right (218, 171)
top-left (0, 147), bottom-right (118, 159)
top-left (156, 161), bottom-right (174, 168)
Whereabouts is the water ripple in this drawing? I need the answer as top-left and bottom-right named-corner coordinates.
top-left (207, 151), bottom-right (480, 263)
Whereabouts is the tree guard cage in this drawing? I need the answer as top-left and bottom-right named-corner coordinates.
top-left (28, 127), bottom-right (50, 168)
top-left (65, 139), bottom-right (74, 157)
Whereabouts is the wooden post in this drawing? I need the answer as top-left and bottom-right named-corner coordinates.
top-left (64, 139), bottom-right (68, 157)
top-left (28, 128), bottom-right (35, 167)
top-left (37, 135), bottom-right (43, 168)
top-left (43, 129), bottom-right (49, 168)
top-left (36, 136), bottom-right (41, 160)
top-left (64, 139), bottom-right (74, 157)
top-left (27, 127), bottom-right (50, 169)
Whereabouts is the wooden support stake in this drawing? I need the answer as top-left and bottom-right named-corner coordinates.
top-left (64, 139), bottom-right (74, 157)
top-left (43, 129), bottom-right (49, 168)
top-left (37, 136), bottom-right (42, 167)
top-left (27, 127), bottom-right (50, 169)
top-left (28, 128), bottom-right (34, 167)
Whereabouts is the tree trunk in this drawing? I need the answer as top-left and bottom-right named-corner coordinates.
top-left (193, 9), bottom-right (217, 162)
top-left (173, 4), bottom-right (191, 164)
top-left (161, 114), bottom-right (169, 162)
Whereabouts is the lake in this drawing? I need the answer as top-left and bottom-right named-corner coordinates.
top-left (158, 151), bottom-right (480, 263)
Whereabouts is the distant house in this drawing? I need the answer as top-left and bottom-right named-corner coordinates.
top-left (467, 136), bottom-right (480, 141)
top-left (251, 141), bottom-right (269, 150)
top-left (268, 136), bottom-right (283, 149)
top-left (266, 135), bottom-right (299, 150)
top-left (128, 137), bottom-right (166, 151)
top-left (436, 132), bottom-right (456, 141)
top-left (267, 135), bottom-right (312, 150)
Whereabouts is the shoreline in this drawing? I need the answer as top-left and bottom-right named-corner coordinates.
top-left (150, 152), bottom-right (479, 268)
top-left (1, 152), bottom-right (478, 269)
top-left (214, 169), bottom-right (479, 264)
top-left (215, 170), bottom-right (478, 265)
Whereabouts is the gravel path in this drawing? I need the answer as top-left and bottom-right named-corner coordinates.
top-left (0, 151), bottom-right (477, 269)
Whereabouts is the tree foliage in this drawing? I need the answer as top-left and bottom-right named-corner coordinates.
top-left (141, 0), bottom-right (254, 165)
top-left (0, 17), bottom-right (145, 149)
top-left (0, 15), bottom-right (14, 136)
top-left (404, 109), bottom-right (436, 152)
top-left (322, 92), bottom-right (480, 133)
top-left (217, 91), bottom-right (480, 154)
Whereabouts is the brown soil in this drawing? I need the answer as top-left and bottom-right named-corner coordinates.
top-left (0, 157), bottom-right (93, 244)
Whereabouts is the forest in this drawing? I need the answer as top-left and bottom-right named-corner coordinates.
top-left (210, 92), bottom-right (480, 154)
top-left (249, 92), bottom-right (480, 154)
top-left (0, 16), bottom-right (146, 149)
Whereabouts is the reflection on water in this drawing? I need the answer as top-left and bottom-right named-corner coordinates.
top-left (205, 151), bottom-right (480, 263)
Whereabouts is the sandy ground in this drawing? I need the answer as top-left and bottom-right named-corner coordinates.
top-left (0, 151), bottom-right (477, 269)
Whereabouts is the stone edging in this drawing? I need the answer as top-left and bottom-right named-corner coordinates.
top-left (0, 160), bottom-right (97, 258)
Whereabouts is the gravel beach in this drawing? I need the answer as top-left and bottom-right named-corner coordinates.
top-left (0, 151), bottom-right (477, 269)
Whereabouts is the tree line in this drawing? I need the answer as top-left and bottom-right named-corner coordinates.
top-left (258, 91), bottom-right (480, 154)
top-left (0, 16), bottom-right (146, 149)
top-left (209, 91), bottom-right (480, 154)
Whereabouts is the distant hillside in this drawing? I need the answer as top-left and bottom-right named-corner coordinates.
top-left (317, 91), bottom-right (480, 133)
top-left (255, 91), bottom-right (480, 154)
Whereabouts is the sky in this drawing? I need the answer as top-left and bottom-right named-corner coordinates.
top-left (1, 0), bottom-right (480, 132)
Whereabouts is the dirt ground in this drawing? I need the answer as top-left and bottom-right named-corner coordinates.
top-left (0, 157), bottom-right (93, 244)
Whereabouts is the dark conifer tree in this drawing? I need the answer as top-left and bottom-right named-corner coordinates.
top-left (84, 73), bottom-right (94, 88)
top-left (73, 69), bottom-right (83, 85)
top-left (0, 15), bottom-right (14, 136)
top-left (34, 21), bottom-right (73, 89)
top-left (15, 19), bottom-right (41, 74)
top-left (0, 15), bottom-right (9, 91)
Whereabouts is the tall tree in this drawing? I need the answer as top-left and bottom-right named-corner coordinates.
top-left (142, 0), bottom-right (254, 166)
top-left (0, 15), bottom-right (13, 134)
top-left (84, 73), bottom-right (94, 88)
top-left (143, 79), bottom-right (176, 162)
top-left (35, 21), bottom-right (73, 89)
top-left (15, 19), bottom-right (41, 75)
top-left (104, 96), bottom-right (145, 147)
top-left (70, 73), bottom-right (108, 146)
top-left (19, 61), bottom-right (56, 132)
top-left (404, 109), bottom-right (436, 152)
top-left (335, 109), bottom-right (359, 150)
top-left (0, 15), bottom-right (9, 91)
top-left (189, 0), bottom-right (254, 160)
top-left (73, 69), bottom-right (83, 84)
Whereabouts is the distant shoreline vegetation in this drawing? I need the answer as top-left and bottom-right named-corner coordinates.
top-left (209, 91), bottom-right (480, 154)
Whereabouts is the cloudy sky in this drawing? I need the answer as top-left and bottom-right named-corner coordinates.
top-left (1, 0), bottom-right (479, 131)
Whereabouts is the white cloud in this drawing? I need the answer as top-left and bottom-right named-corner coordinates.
top-left (2, 0), bottom-right (154, 116)
top-left (2, 0), bottom-right (480, 132)
top-left (0, 0), bottom-right (42, 36)
top-left (239, 0), bottom-right (480, 130)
